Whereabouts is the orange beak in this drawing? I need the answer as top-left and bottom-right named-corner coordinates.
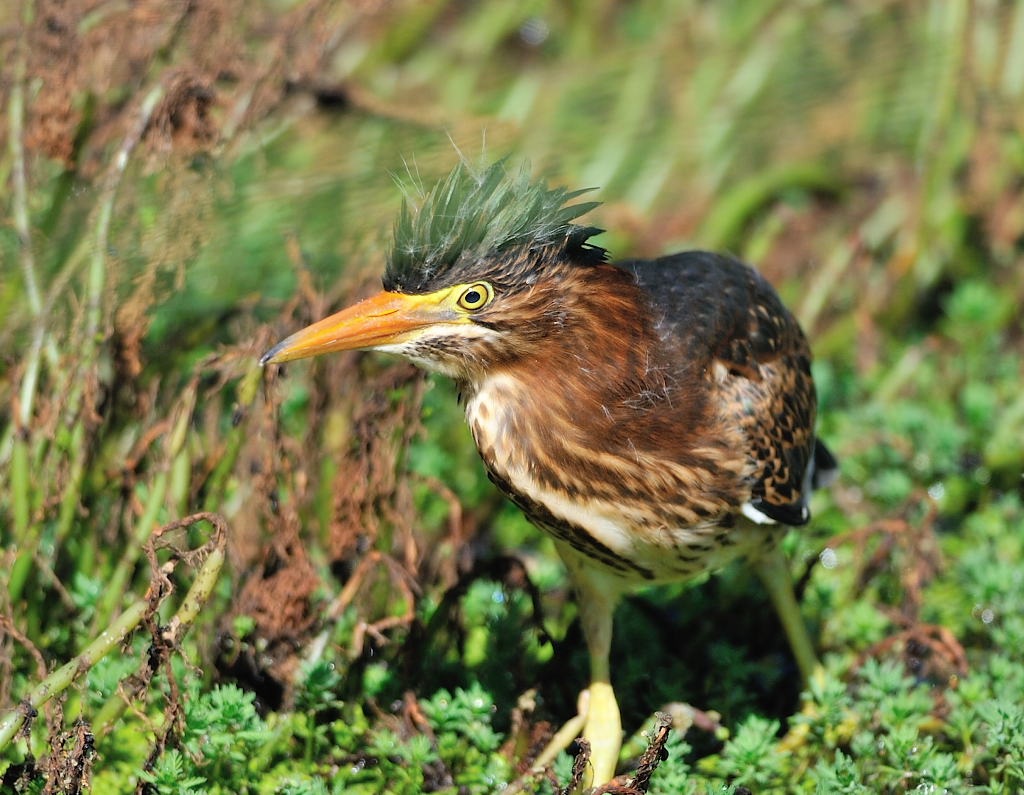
top-left (260, 290), bottom-right (457, 365)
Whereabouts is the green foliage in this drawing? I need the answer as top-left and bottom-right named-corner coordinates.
top-left (181, 683), bottom-right (272, 765)
top-left (273, 776), bottom-right (332, 795)
top-left (793, 668), bottom-right (855, 751)
top-left (854, 658), bottom-right (932, 729)
top-left (975, 700), bottom-right (1024, 788)
top-left (647, 730), bottom-right (694, 795)
top-left (294, 660), bottom-right (343, 714)
top-left (811, 750), bottom-right (870, 795)
top-left (84, 645), bottom-right (145, 711)
top-left (140, 749), bottom-right (208, 795)
top-left (136, 682), bottom-right (276, 794)
top-left (715, 716), bottom-right (787, 787)
top-left (420, 683), bottom-right (510, 794)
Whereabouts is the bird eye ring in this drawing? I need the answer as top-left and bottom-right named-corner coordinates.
top-left (457, 282), bottom-right (493, 311)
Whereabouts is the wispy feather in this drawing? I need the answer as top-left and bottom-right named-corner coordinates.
top-left (384, 158), bottom-right (601, 292)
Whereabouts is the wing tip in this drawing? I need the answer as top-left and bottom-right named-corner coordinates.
top-left (746, 498), bottom-right (809, 527)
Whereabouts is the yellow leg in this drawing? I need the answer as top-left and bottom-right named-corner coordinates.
top-left (752, 543), bottom-right (820, 684)
top-left (581, 680), bottom-right (621, 786)
top-left (558, 545), bottom-right (626, 787)
top-left (529, 681), bottom-right (620, 786)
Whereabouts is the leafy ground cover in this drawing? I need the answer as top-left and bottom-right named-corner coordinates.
top-left (1, 0), bottom-right (1023, 793)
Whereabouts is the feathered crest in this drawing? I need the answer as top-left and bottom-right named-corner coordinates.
top-left (384, 157), bottom-right (601, 292)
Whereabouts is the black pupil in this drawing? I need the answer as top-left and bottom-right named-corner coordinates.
top-left (464, 289), bottom-right (481, 306)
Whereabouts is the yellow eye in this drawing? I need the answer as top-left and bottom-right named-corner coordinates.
top-left (457, 282), bottom-right (493, 311)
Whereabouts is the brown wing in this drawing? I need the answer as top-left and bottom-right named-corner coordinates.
top-left (717, 346), bottom-right (817, 525)
top-left (708, 262), bottom-right (818, 524)
top-left (620, 251), bottom-right (823, 525)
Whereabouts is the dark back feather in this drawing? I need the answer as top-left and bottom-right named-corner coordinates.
top-left (617, 251), bottom-right (821, 525)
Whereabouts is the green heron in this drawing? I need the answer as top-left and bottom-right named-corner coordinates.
top-left (262, 160), bottom-right (836, 786)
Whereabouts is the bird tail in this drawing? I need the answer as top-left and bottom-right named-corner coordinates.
top-left (810, 439), bottom-right (838, 490)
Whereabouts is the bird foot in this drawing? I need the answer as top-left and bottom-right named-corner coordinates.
top-left (581, 681), bottom-right (622, 786)
top-left (530, 683), bottom-right (624, 789)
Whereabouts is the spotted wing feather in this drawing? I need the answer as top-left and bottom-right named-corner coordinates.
top-left (620, 251), bottom-right (825, 526)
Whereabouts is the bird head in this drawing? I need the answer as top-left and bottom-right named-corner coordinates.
top-left (260, 159), bottom-right (607, 382)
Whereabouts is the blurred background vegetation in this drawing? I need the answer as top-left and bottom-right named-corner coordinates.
top-left (1, 0), bottom-right (1023, 792)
